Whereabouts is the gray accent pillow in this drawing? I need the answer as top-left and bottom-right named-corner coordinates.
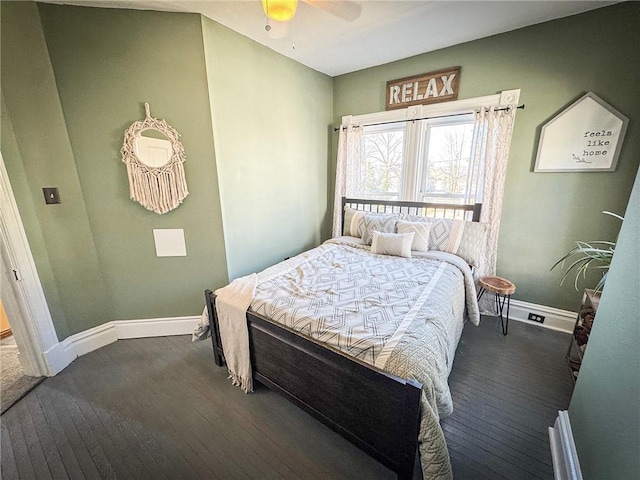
top-left (343, 207), bottom-right (366, 237)
top-left (429, 218), bottom-right (487, 267)
top-left (399, 213), bottom-right (434, 224)
top-left (429, 218), bottom-right (460, 251)
top-left (361, 214), bottom-right (397, 245)
top-left (456, 221), bottom-right (488, 268)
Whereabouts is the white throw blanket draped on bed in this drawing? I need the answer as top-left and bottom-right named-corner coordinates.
top-left (214, 273), bottom-right (257, 393)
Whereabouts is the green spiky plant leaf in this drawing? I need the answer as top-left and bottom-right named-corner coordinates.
top-left (551, 211), bottom-right (623, 293)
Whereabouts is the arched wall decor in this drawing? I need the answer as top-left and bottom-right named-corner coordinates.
top-left (121, 103), bottom-right (188, 214)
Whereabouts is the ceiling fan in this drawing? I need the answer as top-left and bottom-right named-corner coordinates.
top-left (261, 0), bottom-right (362, 24)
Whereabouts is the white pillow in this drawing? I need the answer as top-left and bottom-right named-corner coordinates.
top-left (397, 220), bottom-right (431, 252)
top-left (371, 231), bottom-right (414, 258)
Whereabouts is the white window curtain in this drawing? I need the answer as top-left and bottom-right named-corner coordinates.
top-left (471, 105), bottom-right (517, 313)
top-left (332, 123), bottom-right (363, 237)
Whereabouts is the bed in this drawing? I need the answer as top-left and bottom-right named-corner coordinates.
top-left (204, 198), bottom-right (484, 480)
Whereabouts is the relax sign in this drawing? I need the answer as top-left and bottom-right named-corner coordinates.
top-left (386, 67), bottom-right (460, 110)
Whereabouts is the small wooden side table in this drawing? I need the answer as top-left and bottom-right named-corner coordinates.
top-left (477, 276), bottom-right (516, 335)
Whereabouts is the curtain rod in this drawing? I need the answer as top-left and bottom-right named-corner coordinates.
top-left (333, 104), bottom-right (525, 132)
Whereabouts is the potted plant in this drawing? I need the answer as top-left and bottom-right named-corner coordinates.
top-left (551, 211), bottom-right (623, 293)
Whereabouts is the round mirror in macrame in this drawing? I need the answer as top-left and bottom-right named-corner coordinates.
top-left (121, 103), bottom-right (188, 214)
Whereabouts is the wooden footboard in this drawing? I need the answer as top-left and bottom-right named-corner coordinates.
top-left (204, 289), bottom-right (422, 480)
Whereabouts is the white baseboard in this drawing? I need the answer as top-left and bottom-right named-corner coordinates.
top-left (114, 316), bottom-right (201, 339)
top-left (42, 299), bottom-right (573, 375)
top-left (43, 315), bottom-right (200, 375)
top-left (549, 410), bottom-right (583, 480)
top-left (509, 299), bottom-right (576, 333)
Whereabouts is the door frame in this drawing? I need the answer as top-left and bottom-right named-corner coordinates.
top-left (0, 152), bottom-right (59, 376)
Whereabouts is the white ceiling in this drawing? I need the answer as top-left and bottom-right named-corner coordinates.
top-left (40, 0), bottom-right (618, 76)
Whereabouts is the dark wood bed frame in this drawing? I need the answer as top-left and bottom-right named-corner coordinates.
top-left (204, 197), bottom-right (482, 479)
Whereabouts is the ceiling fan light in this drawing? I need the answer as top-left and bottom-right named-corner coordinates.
top-left (262, 0), bottom-right (298, 22)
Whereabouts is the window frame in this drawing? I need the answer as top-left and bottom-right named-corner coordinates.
top-left (361, 115), bottom-right (476, 203)
top-left (340, 89), bottom-right (520, 203)
top-left (361, 122), bottom-right (407, 201)
top-left (416, 114), bottom-right (476, 203)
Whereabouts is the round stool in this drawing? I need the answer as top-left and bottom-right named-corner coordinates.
top-left (477, 276), bottom-right (516, 335)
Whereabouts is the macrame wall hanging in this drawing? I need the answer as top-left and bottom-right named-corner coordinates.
top-left (121, 103), bottom-right (188, 214)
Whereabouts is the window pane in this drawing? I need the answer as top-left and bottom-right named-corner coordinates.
top-left (420, 121), bottom-right (474, 204)
top-left (361, 126), bottom-right (405, 200)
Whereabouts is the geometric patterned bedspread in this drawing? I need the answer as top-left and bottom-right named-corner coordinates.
top-left (250, 238), bottom-right (480, 480)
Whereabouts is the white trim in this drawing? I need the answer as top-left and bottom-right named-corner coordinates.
top-left (44, 315), bottom-right (201, 375)
top-left (0, 153), bottom-right (59, 376)
top-left (508, 299), bottom-right (576, 333)
top-left (115, 316), bottom-right (201, 339)
top-left (40, 298), bottom-right (571, 375)
top-left (44, 322), bottom-right (118, 374)
top-left (342, 89), bottom-right (520, 127)
top-left (549, 410), bottom-right (583, 480)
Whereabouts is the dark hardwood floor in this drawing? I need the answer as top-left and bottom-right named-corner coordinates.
top-left (444, 316), bottom-right (573, 480)
top-left (0, 316), bottom-right (573, 479)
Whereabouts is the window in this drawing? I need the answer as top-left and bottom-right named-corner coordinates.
top-left (336, 89), bottom-right (520, 269)
top-left (360, 115), bottom-right (477, 204)
top-left (361, 124), bottom-right (406, 200)
top-left (418, 117), bottom-right (476, 204)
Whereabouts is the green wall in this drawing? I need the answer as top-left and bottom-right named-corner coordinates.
top-left (1, 1), bottom-right (332, 339)
top-left (201, 17), bottom-right (332, 279)
top-left (36, 4), bottom-right (230, 323)
top-left (1, 2), bottom-right (229, 337)
top-left (569, 166), bottom-right (639, 479)
top-left (333, 2), bottom-right (640, 311)
top-left (1, 94), bottom-right (70, 339)
top-left (1, 1), bottom-right (111, 339)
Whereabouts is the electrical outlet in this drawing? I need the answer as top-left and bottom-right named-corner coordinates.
top-left (528, 313), bottom-right (545, 323)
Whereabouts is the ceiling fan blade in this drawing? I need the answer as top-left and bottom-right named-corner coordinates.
top-left (303, 0), bottom-right (362, 22)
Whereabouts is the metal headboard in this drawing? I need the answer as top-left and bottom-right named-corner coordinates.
top-left (341, 197), bottom-right (482, 235)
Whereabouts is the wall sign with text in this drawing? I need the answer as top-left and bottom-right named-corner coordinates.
top-left (534, 92), bottom-right (629, 172)
top-left (386, 67), bottom-right (460, 110)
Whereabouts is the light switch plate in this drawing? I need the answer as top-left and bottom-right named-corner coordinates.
top-left (43, 187), bottom-right (61, 204)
